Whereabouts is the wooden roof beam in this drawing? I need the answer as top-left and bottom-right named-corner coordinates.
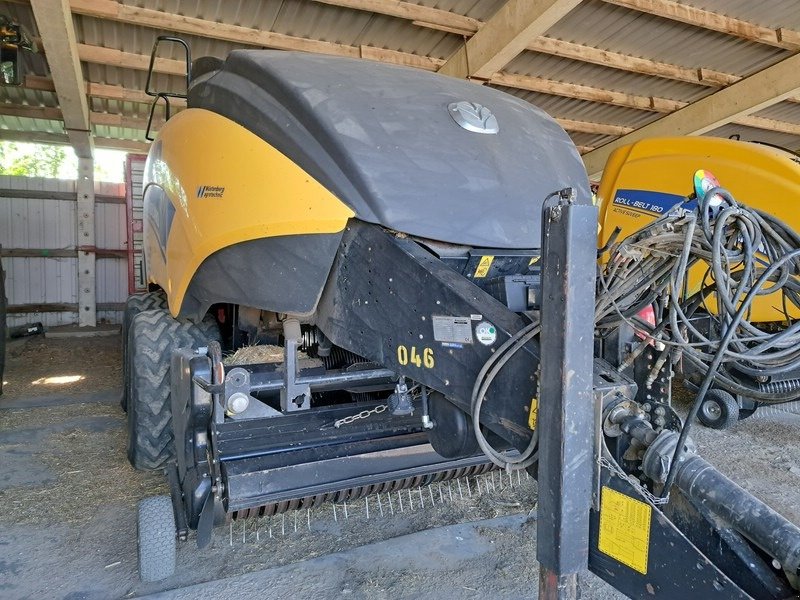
top-left (492, 72), bottom-right (800, 135)
top-left (0, 104), bottom-right (167, 133)
top-left (69, 0), bottom-right (444, 72)
top-left (30, 0), bottom-right (92, 157)
top-left (602, 0), bottom-right (800, 50)
top-left (70, 0), bottom-right (359, 58)
top-left (303, 0), bottom-right (784, 90)
top-left (24, 75), bottom-right (187, 106)
top-left (582, 52), bottom-right (800, 177)
top-left (438, 0), bottom-right (583, 80)
top-left (0, 128), bottom-right (148, 153)
top-left (64, 4), bottom-right (778, 99)
top-left (526, 37), bottom-right (736, 87)
top-left (556, 118), bottom-right (634, 137)
top-left (311, 0), bottom-right (480, 34)
top-left (491, 72), bottom-right (686, 112)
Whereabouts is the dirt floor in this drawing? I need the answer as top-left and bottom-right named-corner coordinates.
top-left (0, 334), bottom-right (798, 599)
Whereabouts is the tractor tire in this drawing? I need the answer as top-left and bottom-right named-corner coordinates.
top-left (137, 495), bottom-right (176, 582)
top-left (127, 308), bottom-right (219, 470)
top-left (121, 291), bottom-right (168, 411)
top-left (698, 388), bottom-right (739, 430)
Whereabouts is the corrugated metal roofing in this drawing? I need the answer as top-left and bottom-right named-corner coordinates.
top-left (687, 1), bottom-right (800, 30)
top-left (1, 0), bottom-right (799, 155)
top-left (549, 0), bottom-right (790, 77)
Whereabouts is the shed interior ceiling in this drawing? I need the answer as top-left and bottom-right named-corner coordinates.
top-left (0, 0), bottom-right (799, 167)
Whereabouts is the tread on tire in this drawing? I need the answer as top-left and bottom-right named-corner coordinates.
top-left (138, 495), bottom-right (176, 582)
top-left (121, 291), bottom-right (168, 411)
top-left (127, 308), bottom-right (219, 470)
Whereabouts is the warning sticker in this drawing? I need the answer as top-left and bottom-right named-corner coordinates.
top-left (432, 316), bottom-right (473, 344)
top-left (598, 486), bottom-right (652, 575)
top-left (474, 255), bottom-right (494, 278)
top-left (528, 397), bottom-right (538, 430)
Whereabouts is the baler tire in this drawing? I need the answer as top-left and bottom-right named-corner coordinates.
top-left (121, 291), bottom-right (168, 412)
top-left (698, 388), bottom-right (739, 430)
top-left (138, 495), bottom-right (176, 582)
top-left (127, 309), bottom-right (219, 470)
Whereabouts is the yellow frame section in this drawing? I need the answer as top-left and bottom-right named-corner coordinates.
top-left (144, 108), bottom-right (354, 315)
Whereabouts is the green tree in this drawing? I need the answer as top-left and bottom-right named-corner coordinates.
top-left (0, 141), bottom-right (74, 177)
top-left (0, 141), bottom-right (126, 181)
top-left (0, 141), bottom-right (70, 177)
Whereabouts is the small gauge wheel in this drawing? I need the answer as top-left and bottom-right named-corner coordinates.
top-left (698, 388), bottom-right (739, 430)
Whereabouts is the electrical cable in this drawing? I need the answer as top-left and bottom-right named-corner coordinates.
top-left (468, 189), bottom-right (573, 471)
top-left (596, 186), bottom-right (800, 498)
top-left (597, 187), bottom-right (800, 403)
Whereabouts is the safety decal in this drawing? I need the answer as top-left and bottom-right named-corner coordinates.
top-left (598, 486), bottom-right (652, 575)
top-left (474, 255), bottom-right (494, 278)
top-left (528, 397), bottom-right (538, 430)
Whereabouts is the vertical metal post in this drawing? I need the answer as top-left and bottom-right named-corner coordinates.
top-left (536, 197), bottom-right (598, 598)
top-left (76, 156), bottom-right (96, 327)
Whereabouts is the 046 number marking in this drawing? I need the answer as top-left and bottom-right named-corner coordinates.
top-left (397, 345), bottom-right (434, 369)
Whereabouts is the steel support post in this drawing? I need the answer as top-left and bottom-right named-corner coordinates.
top-left (77, 157), bottom-right (96, 326)
top-left (536, 197), bottom-right (598, 599)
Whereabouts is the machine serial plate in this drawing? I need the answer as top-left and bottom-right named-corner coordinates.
top-left (432, 316), bottom-right (473, 344)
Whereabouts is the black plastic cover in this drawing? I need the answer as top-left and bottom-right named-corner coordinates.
top-left (189, 51), bottom-right (589, 249)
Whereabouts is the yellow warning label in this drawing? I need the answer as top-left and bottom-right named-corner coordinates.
top-left (474, 255), bottom-right (494, 278)
top-left (598, 486), bottom-right (651, 575)
top-left (528, 397), bottom-right (538, 430)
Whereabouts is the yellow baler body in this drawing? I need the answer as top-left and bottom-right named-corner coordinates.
top-left (143, 108), bottom-right (354, 316)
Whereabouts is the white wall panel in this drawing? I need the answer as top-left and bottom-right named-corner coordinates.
top-left (1, 175), bottom-right (128, 328)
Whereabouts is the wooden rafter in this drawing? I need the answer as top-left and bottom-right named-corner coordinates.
top-left (556, 118), bottom-right (634, 137)
top-left (61, 1), bottom-right (800, 110)
top-left (438, 0), bottom-right (583, 80)
top-left (310, 0), bottom-right (800, 55)
top-left (491, 72), bottom-right (800, 136)
top-left (311, 0), bottom-right (480, 34)
top-left (491, 72), bottom-right (685, 112)
top-left (0, 128), bottom-right (148, 152)
top-left (77, 44), bottom-right (188, 77)
top-left (9, 74), bottom-right (800, 144)
top-left (301, 0), bottom-right (793, 91)
top-left (24, 75), bottom-right (187, 107)
top-left (0, 99), bottom-right (625, 140)
top-left (602, 0), bottom-right (800, 51)
top-left (29, 0), bottom-right (92, 157)
top-left (582, 52), bottom-right (800, 176)
top-left (70, 0), bottom-right (359, 58)
top-left (527, 37), bottom-right (735, 87)
top-left (0, 103), bottom-right (167, 131)
top-left (7, 0), bottom-right (795, 163)
top-left (66, 2), bottom-right (446, 72)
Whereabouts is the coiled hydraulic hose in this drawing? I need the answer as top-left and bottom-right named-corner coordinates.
top-left (597, 187), bottom-right (800, 403)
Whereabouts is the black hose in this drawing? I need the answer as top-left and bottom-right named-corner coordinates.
top-left (598, 186), bottom-right (800, 404)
